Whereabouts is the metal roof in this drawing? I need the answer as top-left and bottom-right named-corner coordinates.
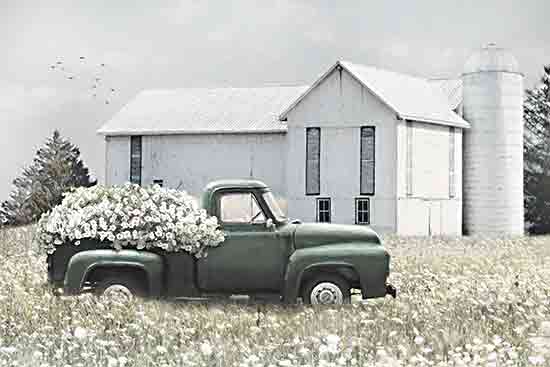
top-left (280, 61), bottom-right (470, 129)
top-left (98, 86), bottom-right (308, 136)
top-left (463, 44), bottom-right (521, 75)
top-left (99, 60), bottom-right (469, 137)
top-left (203, 179), bottom-right (268, 193)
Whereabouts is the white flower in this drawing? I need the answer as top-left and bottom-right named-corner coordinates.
top-left (200, 342), bottom-right (213, 357)
top-left (528, 356), bottom-right (545, 365)
top-left (37, 184), bottom-right (224, 257)
top-left (414, 335), bottom-right (425, 345)
top-left (107, 357), bottom-right (118, 367)
top-left (0, 346), bottom-right (17, 354)
top-left (156, 346), bottom-right (167, 354)
top-left (73, 327), bottom-right (88, 339)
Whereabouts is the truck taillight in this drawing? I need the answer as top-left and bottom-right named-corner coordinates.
top-left (46, 254), bottom-right (53, 280)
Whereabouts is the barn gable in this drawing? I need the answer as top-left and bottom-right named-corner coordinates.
top-left (280, 61), bottom-right (469, 129)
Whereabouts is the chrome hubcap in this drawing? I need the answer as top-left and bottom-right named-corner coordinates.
top-left (310, 282), bottom-right (344, 304)
top-left (102, 284), bottom-right (133, 302)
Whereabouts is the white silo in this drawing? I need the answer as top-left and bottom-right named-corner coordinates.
top-left (462, 44), bottom-right (524, 235)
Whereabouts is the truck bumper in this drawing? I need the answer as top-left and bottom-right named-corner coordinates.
top-left (385, 284), bottom-right (397, 298)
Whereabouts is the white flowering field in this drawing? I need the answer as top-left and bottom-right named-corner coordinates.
top-left (0, 226), bottom-right (550, 366)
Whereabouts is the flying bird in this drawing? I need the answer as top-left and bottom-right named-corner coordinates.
top-left (92, 85), bottom-right (97, 89)
top-left (79, 56), bottom-right (85, 60)
top-left (56, 61), bottom-right (63, 65)
top-left (100, 63), bottom-right (105, 67)
top-left (68, 76), bottom-right (75, 80)
top-left (110, 88), bottom-right (115, 92)
top-left (105, 100), bottom-right (110, 104)
top-left (50, 65), bottom-right (55, 69)
top-left (95, 77), bottom-right (101, 82)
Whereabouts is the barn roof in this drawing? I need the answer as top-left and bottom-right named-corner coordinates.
top-left (98, 86), bottom-right (308, 136)
top-left (280, 61), bottom-right (469, 128)
top-left (99, 60), bottom-right (469, 137)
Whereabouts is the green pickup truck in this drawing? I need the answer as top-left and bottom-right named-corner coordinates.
top-left (47, 180), bottom-right (396, 304)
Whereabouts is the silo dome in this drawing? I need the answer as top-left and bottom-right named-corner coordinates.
top-left (461, 44), bottom-right (524, 235)
top-left (463, 43), bottom-right (521, 74)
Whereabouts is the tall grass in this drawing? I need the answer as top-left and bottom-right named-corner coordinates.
top-left (0, 226), bottom-right (549, 366)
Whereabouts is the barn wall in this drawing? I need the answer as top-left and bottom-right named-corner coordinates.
top-left (104, 135), bottom-right (130, 186)
top-left (285, 67), bottom-right (398, 233)
top-left (138, 133), bottom-right (287, 201)
top-left (396, 120), bottom-right (463, 235)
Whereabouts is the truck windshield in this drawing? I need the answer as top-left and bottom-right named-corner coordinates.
top-left (262, 192), bottom-right (286, 222)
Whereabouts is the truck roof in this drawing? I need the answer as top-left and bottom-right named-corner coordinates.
top-left (201, 179), bottom-right (269, 210)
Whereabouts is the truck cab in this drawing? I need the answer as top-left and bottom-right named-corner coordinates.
top-left (48, 179), bottom-right (396, 304)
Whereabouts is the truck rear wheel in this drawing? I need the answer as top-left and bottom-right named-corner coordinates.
top-left (301, 274), bottom-right (351, 305)
top-left (94, 275), bottom-right (146, 301)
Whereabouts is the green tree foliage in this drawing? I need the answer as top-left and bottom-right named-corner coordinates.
top-left (524, 65), bottom-right (550, 234)
top-left (0, 130), bottom-right (96, 226)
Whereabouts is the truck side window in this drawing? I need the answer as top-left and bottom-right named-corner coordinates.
top-left (220, 193), bottom-right (266, 224)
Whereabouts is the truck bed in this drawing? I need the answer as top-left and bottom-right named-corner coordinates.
top-left (47, 240), bottom-right (200, 298)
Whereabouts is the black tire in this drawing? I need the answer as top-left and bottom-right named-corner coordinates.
top-left (301, 273), bottom-right (351, 305)
top-left (93, 275), bottom-right (147, 298)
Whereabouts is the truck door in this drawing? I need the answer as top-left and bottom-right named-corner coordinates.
top-left (197, 191), bottom-right (290, 293)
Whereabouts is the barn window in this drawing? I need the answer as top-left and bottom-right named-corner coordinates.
top-left (449, 127), bottom-right (456, 198)
top-left (316, 198), bottom-right (331, 223)
top-left (406, 121), bottom-right (413, 196)
top-left (130, 136), bottom-right (142, 185)
top-left (153, 179), bottom-right (163, 187)
top-left (355, 198), bottom-right (370, 225)
top-left (360, 126), bottom-right (375, 195)
top-left (306, 127), bottom-right (321, 195)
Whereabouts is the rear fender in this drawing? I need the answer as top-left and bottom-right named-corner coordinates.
top-left (64, 249), bottom-right (164, 297)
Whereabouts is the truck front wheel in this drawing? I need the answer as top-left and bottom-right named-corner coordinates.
top-left (301, 274), bottom-right (351, 305)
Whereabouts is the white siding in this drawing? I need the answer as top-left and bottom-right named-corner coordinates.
top-left (105, 133), bottom-right (287, 205)
top-left (396, 120), bottom-right (463, 235)
top-left (105, 136), bottom-right (130, 186)
top-left (285, 67), bottom-right (397, 233)
top-left (462, 72), bottom-right (524, 235)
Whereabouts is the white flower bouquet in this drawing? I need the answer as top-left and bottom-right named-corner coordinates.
top-left (37, 184), bottom-right (225, 257)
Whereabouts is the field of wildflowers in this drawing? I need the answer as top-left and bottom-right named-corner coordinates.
top-left (0, 225), bottom-right (549, 366)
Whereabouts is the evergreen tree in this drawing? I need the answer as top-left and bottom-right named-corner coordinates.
top-left (524, 65), bottom-right (550, 234)
top-left (0, 130), bottom-right (96, 226)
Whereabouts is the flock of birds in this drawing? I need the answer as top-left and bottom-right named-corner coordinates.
top-left (49, 56), bottom-right (117, 105)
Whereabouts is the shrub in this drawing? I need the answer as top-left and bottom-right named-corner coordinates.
top-left (36, 183), bottom-right (225, 257)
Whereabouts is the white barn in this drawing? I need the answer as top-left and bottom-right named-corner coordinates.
top-left (98, 45), bottom-right (524, 236)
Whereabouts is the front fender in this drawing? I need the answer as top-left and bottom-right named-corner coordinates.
top-left (64, 249), bottom-right (164, 297)
top-left (283, 243), bottom-right (390, 302)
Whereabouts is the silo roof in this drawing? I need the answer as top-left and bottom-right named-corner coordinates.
top-left (463, 44), bottom-right (521, 75)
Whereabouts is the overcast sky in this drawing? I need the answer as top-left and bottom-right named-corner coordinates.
top-left (1, 0), bottom-right (549, 201)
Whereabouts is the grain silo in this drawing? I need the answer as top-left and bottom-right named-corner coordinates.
top-left (461, 43), bottom-right (524, 235)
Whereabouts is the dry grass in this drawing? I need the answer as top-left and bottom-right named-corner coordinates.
top-left (0, 226), bottom-right (549, 366)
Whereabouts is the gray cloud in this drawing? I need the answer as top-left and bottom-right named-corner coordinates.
top-left (1, 0), bottom-right (549, 200)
